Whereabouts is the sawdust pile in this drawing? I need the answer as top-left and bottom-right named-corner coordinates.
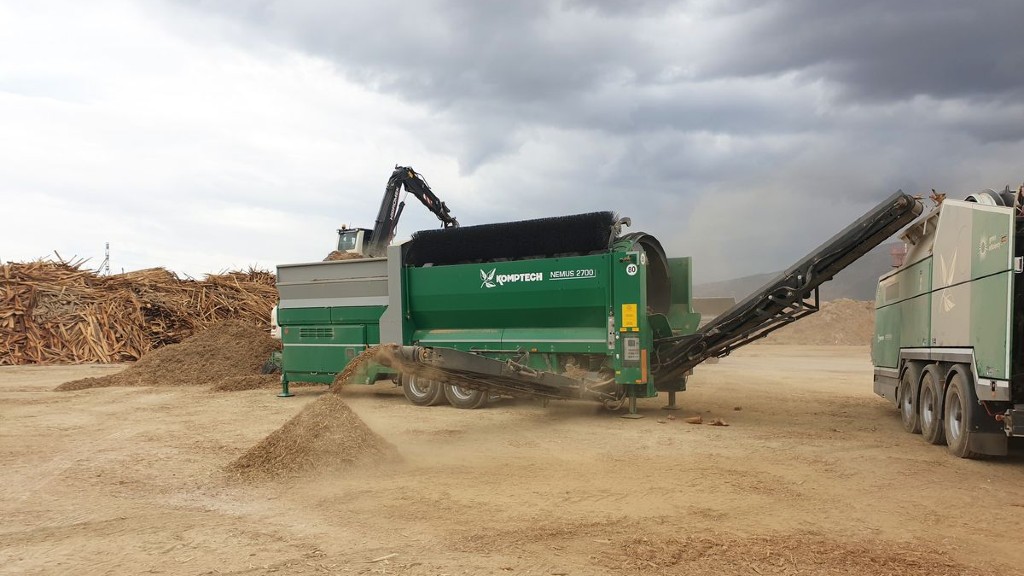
top-left (227, 345), bottom-right (401, 479)
top-left (761, 299), bottom-right (874, 345)
top-left (56, 320), bottom-right (278, 391)
top-left (227, 394), bottom-right (399, 480)
top-left (2, 258), bottom-right (277, 365)
top-left (601, 533), bottom-right (981, 576)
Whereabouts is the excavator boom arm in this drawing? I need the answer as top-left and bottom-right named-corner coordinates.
top-left (367, 166), bottom-right (458, 257)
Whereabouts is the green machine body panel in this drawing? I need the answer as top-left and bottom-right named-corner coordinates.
top-left (609, 248), bottom-right (651, 393)
top-left (873, 199), bottom-right (1017, 384)
top-left (405, 253), bottom-right (611, 332)
top-left (666, 257), bottom-right (701, 334)
top-left (276, 227), bottom-right (703, 402)
top-left (399, 246), bottom-right (680, 398)
top-left (276, 258), bottom-right (393, 387)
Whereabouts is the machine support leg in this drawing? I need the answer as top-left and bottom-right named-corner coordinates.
top-left (621, 388), bottom-right (644, 419)
top-left (277, 377), bottom-right (294, 398)
top-left (662, 390), bottom-right (682, 410)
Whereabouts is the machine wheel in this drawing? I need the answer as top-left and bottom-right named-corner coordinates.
top-left (919, 365), bottom-right (946, 446)
top-left (402, 374), bottom-right (447, 406)
top-left (444, 384), bottom-right (488, 409)
top-left (944, 371), bottom-right (981, 459)
top-left (898, 366), bottom-right (921, 434)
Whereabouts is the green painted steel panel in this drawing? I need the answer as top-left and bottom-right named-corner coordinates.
top-left (282, 323), bottom-right (366, 373)
top-left (967, 206), bottom-right (1013, 379)
top-left (412, 327), bottom-right (608, 354)
top-left (971, 208), bottom-right (1014, 279)
top-left (875, 254), bottom-right (933, 369)
top-left (932, 203), bottom-right (973, 289)
top-left (667, 257), bottom-right (701, 334)
top-left (874, 201), bottom-right (1016, 382)
top-left (330, 305), bottom-right (387, 324)
top-left (899, 293), bottom-right (931, 349)
top-left (502, 327), bottom-right (608, 354)
top-left (971, 271), bottom-right (1011, 379)
top-left (611, 249), bottom-right (652, 393)
top-left (277, 307), bottom-right (331, 325)
top-left (877, 257), bottom-right (932, 308)
top-left (414, 328), bottom-right (504, 345)
top-left (279, 305), bottom-right (387, 384)
top-left (872, 304), bottom-right (899, 368)
top-left (406, 254), bottom-right (611, 330)
top-left (901, 258), bottom-right (933, 301)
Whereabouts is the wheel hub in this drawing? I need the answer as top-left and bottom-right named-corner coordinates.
top-left (948, 394), bottom-right (963, 442)
top-left (448, 385), bottom-right (476, 401)
top-left (921, 387), bottom-right (935, 428)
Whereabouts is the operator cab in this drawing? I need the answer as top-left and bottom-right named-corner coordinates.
top-left (337, 226), bottom-right (371, 256)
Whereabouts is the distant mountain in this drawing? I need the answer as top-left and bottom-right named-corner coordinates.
top-left (693, 242), bottom-right (900, 302)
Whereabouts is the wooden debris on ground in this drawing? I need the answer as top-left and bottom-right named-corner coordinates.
top-left (1, 257), bottom-right (277, 365)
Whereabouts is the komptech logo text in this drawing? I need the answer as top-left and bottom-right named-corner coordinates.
top-left (480, 269), bottom-right (543, 288)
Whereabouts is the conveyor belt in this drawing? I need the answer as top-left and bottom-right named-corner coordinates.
top-left (406, 211), bottom-right (618, 266)
top-left (652, 191), bottom-right (924, 382)
top-left (381, 345), bottom-right (620, 402)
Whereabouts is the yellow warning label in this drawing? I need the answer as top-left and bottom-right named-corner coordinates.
top-left (622, 303), bottom-right (638, 328)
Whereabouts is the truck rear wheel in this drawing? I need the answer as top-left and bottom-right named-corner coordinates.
top-left (919, 366), bottom-right (946, 445)
top-left (444, 384), bottom-right (488, 409)
top-left (402, 374), bottom-right (448, 406)
top-left (899, 366), bottom-right (921, 434)
top-left (944, 372), bottom-right (981, 459)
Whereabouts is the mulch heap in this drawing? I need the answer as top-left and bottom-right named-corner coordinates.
top-left (227, 394), bottom-right (400, 480)
top-left (56, 320), bottom-right (279, 391)
top-left (1, 258), bottom-right (277, 365)
top-left (227, 346), bottom-right (400, 480)
top-left (760, 299), bottom-right (875, 346)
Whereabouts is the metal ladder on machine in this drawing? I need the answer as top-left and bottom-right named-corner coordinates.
top-left (651, 190), bottom-right (924, 389)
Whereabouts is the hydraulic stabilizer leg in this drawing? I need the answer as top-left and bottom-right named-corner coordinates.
top-left (662, 390), bottom-right (681, 410)
top-left (621, 387), bottom-right (644, 419)
top-left (277, 377), bottom-right (294, 398)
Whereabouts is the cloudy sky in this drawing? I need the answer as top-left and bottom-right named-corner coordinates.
top-left (2, 0), bottom-right (1022, 282)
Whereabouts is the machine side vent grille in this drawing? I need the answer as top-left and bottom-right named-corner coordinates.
top-left (299, 328), bottom-right (334, 339)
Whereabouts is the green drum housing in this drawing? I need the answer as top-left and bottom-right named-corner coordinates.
top-left (276, 212), bottom-right (701, 403)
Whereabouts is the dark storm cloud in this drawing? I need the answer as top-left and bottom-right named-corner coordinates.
top-left (177, 0), bottom-right (1024, 154)
top-left (700, 0), bottom-right (1024, 102)
top-left (169, 0), bottom-right (1024, 280)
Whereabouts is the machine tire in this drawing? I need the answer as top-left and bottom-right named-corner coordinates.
top-left (919, 365), bottom-right (946, 446)
top-left (443, 384), bottom-right (488, 409)
top-left (402, 374), bottom-right (447, 406)
top-left (944, 371), bottom-right (982, 459)
top-left (898, 365), bottom-right (921, 434)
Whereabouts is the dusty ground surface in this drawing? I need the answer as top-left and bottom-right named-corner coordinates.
top-left (2, 346), bottom-right (1023, 575)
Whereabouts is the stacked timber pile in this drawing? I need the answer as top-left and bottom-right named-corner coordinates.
top-left (1, 258), bottom-right (277, 365)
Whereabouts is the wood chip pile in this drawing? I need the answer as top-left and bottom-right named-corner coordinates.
top-left (1, 259), bottom-right (277, 365)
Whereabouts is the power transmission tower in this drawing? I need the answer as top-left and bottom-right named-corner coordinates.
top-left (98, 242), bottom-right (110, 276)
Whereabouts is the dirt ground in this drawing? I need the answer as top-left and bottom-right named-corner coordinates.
top-left (2, 346), bottom-right (1023, 575)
